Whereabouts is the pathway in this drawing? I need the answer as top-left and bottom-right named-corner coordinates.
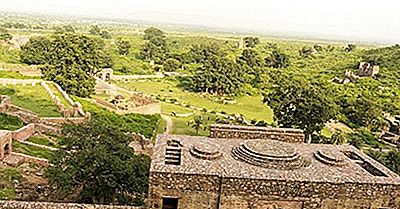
top-left (161, 114), bottom-right (173, 134)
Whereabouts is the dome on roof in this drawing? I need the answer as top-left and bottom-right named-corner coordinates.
top-left (314, 148), bottom-right (348, 167)
top-left (190, 141), bottom-right (222, 160)
top-left (231, 139), bottom-right (309, 170)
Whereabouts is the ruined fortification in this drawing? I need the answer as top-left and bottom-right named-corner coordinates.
top-left (148, 125), bottom-right (400, 209)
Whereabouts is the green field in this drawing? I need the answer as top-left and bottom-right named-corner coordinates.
top-left (0, 85), bottom-right (61, 117)
top-left (0, 113), bottom-right (24, 130)
top-left (116, 79), bottom-right (273, 123)
top-left (12, 140), bottom-right (55, 159)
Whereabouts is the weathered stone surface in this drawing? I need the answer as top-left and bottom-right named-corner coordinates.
top-left (149, 133), bottom-right (400, 209)
top-left (0, 201), bottom-right (142, 209)
top-left (210, 124), bottom-right (304, 143)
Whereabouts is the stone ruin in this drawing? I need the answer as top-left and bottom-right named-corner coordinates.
top-left (332, 62), bottom-right (380, 84)
top-left (110, 93), bottom-right (158, 111)
top-left (358, 62), bottom-right (379, 77)
top-left (381, 113), bottom-right (400, 145)
top-left (98, 68), bottom-right (114, 81)
top-left (148, 125), bottom-right (400, 209)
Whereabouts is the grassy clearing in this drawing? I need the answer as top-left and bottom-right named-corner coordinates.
top-left (48, 83), bottom-right (71, 107)
top-left (27, 136), bottom-right (57, 148)
top-left (171, 113), bottom-right (216, 136)
top-left (12, 140), bottom-right (55, 160)
top-left (116, 79), bottom-right (273, 123)
top-left (74, 97), bottom-right (161, 139)
top-left (0, 168), bottom-right (21, 200)
top-left (0, 70), bottom-right (32, 79)
top-left (0, 113), bottom-right (24, 131)
top-left (0, 85), bottom-right (61, 117)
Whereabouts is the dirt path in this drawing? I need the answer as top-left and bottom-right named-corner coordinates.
top-left (161, 114), bottom-right (173, 134)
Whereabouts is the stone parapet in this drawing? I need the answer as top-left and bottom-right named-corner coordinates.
top-left (210, 124), bottom-right (304, 143)
top-left (0, 201), bottom-right (142, 209)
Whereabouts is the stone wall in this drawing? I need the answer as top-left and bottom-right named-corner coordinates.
top-left (148, 172), bottom-right (400, 209)
top-left (148, 172), bottom-right (220, 209)
top-left (12, 124), bottom-right (35, 141)
top-left (11, 152), bottom-right (48, 166)
top-left (0, 131), bottom-right (12, 159)
top-left (0, 78), bottom-right (42, 86)
top-left (209, 124), bottom-right (304, 143)
top-left (0, 201), bottom-right (142, 209)
top-left (41, 81), bottom-right (86, 117)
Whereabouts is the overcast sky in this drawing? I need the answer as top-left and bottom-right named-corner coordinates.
top-left (1, 0), bottom-right (399, 43)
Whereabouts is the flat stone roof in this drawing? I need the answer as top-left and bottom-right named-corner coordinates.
top-left (151, 134), bottom-right (400, 185)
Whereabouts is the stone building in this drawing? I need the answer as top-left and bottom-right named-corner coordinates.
top-left (0, 130), bottom-right (12, 160)
top-left (148, 125), bottom-right (400, 209)
top-left (359, 62), bottom-right (379, 77)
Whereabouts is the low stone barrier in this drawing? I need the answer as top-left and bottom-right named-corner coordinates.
top-left (11, 152), bottom-right (48, 166)
top-left (12, 123), bottom-right (35, 141)
top-left (0, 201), bottom-right (143, 209)
top-left (209, 124), bottom-right (305, 143)
top-left (0, 78), bottom-right (42, 86)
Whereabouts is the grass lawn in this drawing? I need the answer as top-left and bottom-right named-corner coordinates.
top-left (116, 79), bottom-right (273, 123)
top-left (0, 85), bottom-right (61, 117)
top-left (48, 83), bottom-right (71, 108)
top-left (0, 168), bottom-right (21, 200)
top-left (12, 140), bottom-right (55, 160)
top-left (0, 113), bottom-right (24, 131)
top-left (27, 136), bottom-right (57, 148)
top-left (161, 102), bottom-right (193, 115)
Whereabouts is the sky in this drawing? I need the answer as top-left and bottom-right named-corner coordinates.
top-left (0, 0), bottom-right (399, 43)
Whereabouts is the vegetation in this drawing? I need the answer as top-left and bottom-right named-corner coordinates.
top-left (264, 72), bottom-right (339, 141)
top-left (46, 121), bottom-right (150, 205)
top-left (0, 113), bottom-right (24, 130)
top-left (12, 140), bottom-right (55, 159)
top-left (0, 86), bottom-right (61, 117)
top-left (20, 33), bottom-right (111, 97)
top-left (0, 168), bottom-right (22, 200)
top-left (75, 98), bottom-right (161, 139)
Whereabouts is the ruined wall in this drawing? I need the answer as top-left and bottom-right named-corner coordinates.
top-left (147, 172), bottom-right (220, 209)
top-left (12, 124), bottom-right (35, 141)
top-left (148, 172), bottom-right (400, 209)
top-left (0, 201), bottom-right (142, 209)
top-left (210, 124), bottom-right (304, 143)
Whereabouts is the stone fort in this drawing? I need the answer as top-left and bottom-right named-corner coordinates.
top-left (148, 124), bottom-right (400, 209)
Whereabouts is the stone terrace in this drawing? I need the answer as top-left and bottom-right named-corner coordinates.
top-left (151, 134), bottom-right (400, 184)
top-left (149, 133), bottom-right (400, 209)
top-left (210, 124), bottom-right (305, 143)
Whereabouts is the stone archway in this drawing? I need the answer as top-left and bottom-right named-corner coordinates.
top-left (3, 143), bottom-right (10, 157)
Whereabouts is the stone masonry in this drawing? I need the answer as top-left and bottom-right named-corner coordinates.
top-left (210, 124), bottom-right (305, 143)
top-left (148, 127), bottom-right (400, 209)
top-left (0, 201), bottom-right (142, 209)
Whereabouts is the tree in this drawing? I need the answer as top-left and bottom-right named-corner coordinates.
top-left (46, 121), bottom-right (150, 205)
top-left (237, 48), bottom-right (266, 88)
top-left (144, 27), bottom-right (165, 41)
top-left (384, 150), bottom-right (400, 175)
top-left (299, 46), bottom-right (314, 58)
top-left (0, 28), bottom-right (12, 42)
top-left (89, 25), bottom-right (102, 35)
top-left (188, 56), bottom-right (245, 95)
top-left (344, 44), bottom-right (356, 52)
top-left (339, 92), bottom-right (385, 131)
top-left (163, 58), bottom-right (180, 72)
top-left (39, 33), bottom-right (110, 97)
top-left (243, 37), bottom-right (260, 48)
top-left (139, 28), bottom-right (168, 64)
top-left (100, 30), bottom-right (112, 39)
top-left (265, 49), bottom-right (290, 68)
top-left (116, 39), bottom-right (131, 56)
top-left (264, 73), bottom-right (339, 142)
top-left (188, 115), bottom-right (206, 134)
top-left (20, 36), bottom-right (51, 65)
top-left (187, 44), bottom-right (224, 64)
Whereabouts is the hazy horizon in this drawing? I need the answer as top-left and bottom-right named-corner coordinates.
top-left (0, 0), bottom-right (399, 44)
